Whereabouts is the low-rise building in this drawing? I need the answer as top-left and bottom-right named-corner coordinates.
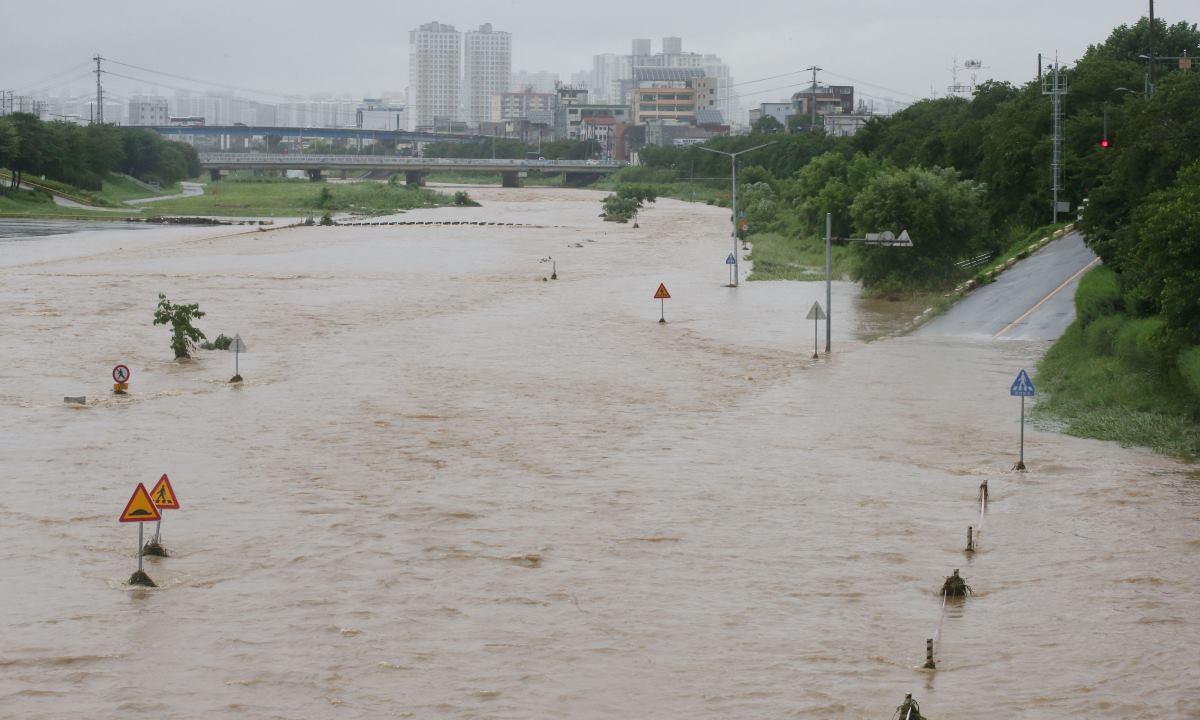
top-left (823, 113), bottom-right (872, 137)
top-left (128, 98), bottom-right (169, 126)
top-left (491, 89), bottom-right (557, 122)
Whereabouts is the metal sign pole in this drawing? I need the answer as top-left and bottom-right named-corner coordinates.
top-left (1020, 395), bottom-right (1025, 467)
top-left (154, 516), bottom-right (161, 544)
top-left (825, 213), bottom-right (832, 353)
top-left (813, 315), bottom-right (819, 359)
top-left (235, 346), bottom-right (240, 376)
top-left (138, 523), bottom-right (144, 573)
top-left (660, 298), bottom-right (665, 323)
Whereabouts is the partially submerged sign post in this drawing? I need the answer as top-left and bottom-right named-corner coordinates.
top-left (654, 283), bottom-right (671, 324)
top-left (806, 301), bottom-right (827, 359)
top-left (725, 253), bottom-right (736, 287)
top-left (146, 473), bottom-right (180, 554)
top-left (229, 334), bottom-right (247, 383)
top-left (1010, 369), bottom-right (1036, 471)
top-left (119, 483), bottom-right (161, 587)
top-left (112, 364), bottom-right (130, 395)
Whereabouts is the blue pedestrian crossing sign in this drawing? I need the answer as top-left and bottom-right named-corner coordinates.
top-left (1010, 369), bottom-right (1035, 397)
top-left (726, 253), bottom-right (737, 265)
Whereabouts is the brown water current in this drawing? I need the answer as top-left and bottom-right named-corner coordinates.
top-left (1, 187), bottom-right (1197, 718)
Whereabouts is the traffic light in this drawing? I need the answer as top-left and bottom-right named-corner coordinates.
top-left (1100, 136), bottom-right (1112, 149)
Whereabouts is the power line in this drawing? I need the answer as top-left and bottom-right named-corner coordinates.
top-left (104, 57), bottom-right (297, 100)
top-left (12, 60), bottom-right (94, 93)
top-left (821, 69), bottom-right (922, 100)
top-left (732, 69), bottom-right (810, 88)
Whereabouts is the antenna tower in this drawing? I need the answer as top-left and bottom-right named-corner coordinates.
top-left (1041, 55), bottom-right (1068, 223)
top-left (94, 54), bottom-right (103, 124)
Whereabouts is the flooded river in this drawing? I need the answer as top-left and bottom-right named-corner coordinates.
top-left (1, 188), bottom-right (1196, 718)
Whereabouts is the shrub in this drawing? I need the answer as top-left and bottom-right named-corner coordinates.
top-left (1074, 265), bottom-right (1123, 327)
top-left (1083, 314), bottom-right (1126, 356)
top-left (1114, 317), bottom-right (1166, 371)
top-left (152, 293), bottom-right (206, 359)
top-left (319, 212), bottom-right (334, 225)
top-left (453, 190), bottom-right (480, 206)
top-left (1179, 346), bottom-right (1200, 404)
top-left (200, 334), bottom-right (233, 350)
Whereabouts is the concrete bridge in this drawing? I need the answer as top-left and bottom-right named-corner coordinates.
top-left (153, 125), bottom-right (483, 150)
top-left (198, 153), bottom-right (624, 187)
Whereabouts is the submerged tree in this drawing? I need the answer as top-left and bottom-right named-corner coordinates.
top-left (153, 293), bottom-right (206, 359)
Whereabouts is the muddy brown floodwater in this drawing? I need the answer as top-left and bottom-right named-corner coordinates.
top-left (1, 187), bottom-right (1197, 719)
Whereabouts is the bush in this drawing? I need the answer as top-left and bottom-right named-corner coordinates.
top-left (601, 194), bottom-right (640, 222)
top-left (1074, 265), bottom-right (1123, 326)
top-left (1083, 313), bottom-right (1126, 356)
top-left (453, 190), bottom-right (480, 206)
top-left (152, 293), bottom-right (206, 359)
top-left (319, 212), bottom-right (334, 225)
top-left (609, 166), bottom-right (678, 184)
top-left (1114, 317), bottom-right (1166, 371)
top-left (1179, 346), bottom-right (1200, 404)
top-left (200, 334), bottom-right (233, 350)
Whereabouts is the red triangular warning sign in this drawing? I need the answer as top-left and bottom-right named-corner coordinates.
top-left (150, 473), bottom-right (180, 510)
top-left (654, 283), bottom-right (671, 300)
top-left (120, 483), bottom-right (161, 523)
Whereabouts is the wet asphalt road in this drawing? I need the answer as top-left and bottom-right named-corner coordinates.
top-left (916, 231), bottom-right (1099, 341)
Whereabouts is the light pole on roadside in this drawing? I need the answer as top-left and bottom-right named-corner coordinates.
top-left (698, 142), bottom-right (777, 287)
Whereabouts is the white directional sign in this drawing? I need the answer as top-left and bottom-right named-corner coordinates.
top-left (229, 335), bottom-right (247, 353)
top-left (806, 301), bottom-right (827, 320)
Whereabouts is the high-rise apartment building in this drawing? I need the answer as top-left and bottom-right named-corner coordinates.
top-left (128, 97), bottom-right (169, 126)
top-left (463, 23), bottom-right (511, 125)
top-left (409, 21), bottom-right (462, 130)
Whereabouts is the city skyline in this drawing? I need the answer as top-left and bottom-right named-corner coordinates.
top-left (2, 0), bottom-right (1168, 110)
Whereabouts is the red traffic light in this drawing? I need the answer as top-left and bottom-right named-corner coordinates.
top-left (1100, 137), bottom-right (1111, 148)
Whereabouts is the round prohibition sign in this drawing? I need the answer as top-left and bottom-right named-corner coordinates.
top-left (112, 364), bottom-right (131, 383)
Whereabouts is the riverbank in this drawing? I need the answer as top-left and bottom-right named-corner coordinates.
top-left (128, 177), bottom-right (454, 217)
top-left (1034, 266), bottom-right (1200, 459)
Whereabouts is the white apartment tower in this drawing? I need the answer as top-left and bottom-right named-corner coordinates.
top-left (463, 23), bottom-right (511, 125)
top-left (409, 21), bottom-right (461, 130)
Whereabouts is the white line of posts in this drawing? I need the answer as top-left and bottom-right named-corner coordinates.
top-left (698, 142), bottom-right (777, 288)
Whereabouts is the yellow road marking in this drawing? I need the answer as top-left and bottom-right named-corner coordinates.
top-left (993, 257), bottom-right (1101, 338)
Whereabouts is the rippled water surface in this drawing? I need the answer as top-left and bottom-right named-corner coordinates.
top-left (1, 188), bottom-right (1196, 719)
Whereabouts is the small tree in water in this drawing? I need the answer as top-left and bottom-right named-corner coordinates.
top-left (153, 293), bottom-right (206, 359)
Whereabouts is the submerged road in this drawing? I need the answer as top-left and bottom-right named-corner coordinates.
top-left (917, 231), bottom-right (1099, 340)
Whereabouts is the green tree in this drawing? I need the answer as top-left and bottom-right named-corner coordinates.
top-left (850, 166), bottom-right (990, 291)
top-left (153, 293), bottom-right (207, 359)
top-left (751, 114), bottom-right (785, 134)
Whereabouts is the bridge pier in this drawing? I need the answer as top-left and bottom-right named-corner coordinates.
top-left (209, 169), bottom-right (222, 182)
top-left (307, 169), bottom-right (324, 182)
top-left (405, 171), bottom-right (426, 187)
top-left (501, 171), bottom-right (525, 188)
top-left (265, 134), bottom-right (282, 153)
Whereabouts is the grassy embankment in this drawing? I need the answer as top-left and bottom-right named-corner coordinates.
top-left (144, 177), bottom-right (452, 217)
top-left (1034, 265), bottom-right (1200, 459)
top-left (0, 171), bottom-right (185, 218)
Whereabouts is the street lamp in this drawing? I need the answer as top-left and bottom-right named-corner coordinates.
top-left (697, 141), bottom-right (777, 287)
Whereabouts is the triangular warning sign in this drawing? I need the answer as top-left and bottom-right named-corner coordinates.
top-left (150, 473), bottom-right (180, 510)
top-left (119, 483), bottom-right (161, 523)
top-left (806, 301), bottom-right (827, 320)
top-left (654, 283), bottom-right (671, 300)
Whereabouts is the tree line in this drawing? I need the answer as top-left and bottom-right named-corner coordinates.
top-left (0, 113), bottom-right (201, 190)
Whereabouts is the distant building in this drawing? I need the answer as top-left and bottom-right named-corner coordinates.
top-left (632, 67), bottom-right (707, 125)
top-left (464, 23), bottom-right (511, 126)
top-left (791, 84), bottom-right (856, 120)
top-left (755, 102), bottom-right (793, 127)
top-left (128, 97), bottom-right (169, 126)
top-left (557, 101), bottom-right (630, 140)
top-left (357, 99), bottom-right (406, 130)
top-left (492, 89), bottom-right (556, 122)
top-left (409, 21), bottom-right (462, 130)
top-left (511, 69), bottom-right (558, 94)
top-left (823, 113), bottom-right (872, 137)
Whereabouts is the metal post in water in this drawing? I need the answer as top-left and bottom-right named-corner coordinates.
top-left (138, 523), bottom-right (144, 573)
top-left (1017, 395), bottom-right (1026, 471)
top-left (824, 212), bottom-right (832, 353)
top-left (154, 517), bottom-right (161, 544)
top-left (966, 526), bottom-right (974, 552)
top-left (923, 638), bottom-right (935, 669)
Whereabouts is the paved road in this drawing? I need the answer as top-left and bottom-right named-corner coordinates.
top-left (123, 181), bottom-right (204, 205)
top-left (917, 231), bottom-right (1099, 341)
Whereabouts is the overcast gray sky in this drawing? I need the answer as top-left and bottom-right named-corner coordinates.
top-left (1, 0), bottom-right (1182, 106)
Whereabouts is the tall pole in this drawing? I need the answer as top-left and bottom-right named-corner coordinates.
top-left (1020, 396), bottom-right (1026, 467)
top-left (810, 66), bottom-right (819, 129)
top-left (1148, 0), bottom-right (1156, 96)
top-left (94, 54), bottom-right (103, 124)
top-left (731, 156), bottom-right (738, 286)
top-left (137, 523), bottom-right (144, 572)
top-left (825, 212), bottom-right (832, 352)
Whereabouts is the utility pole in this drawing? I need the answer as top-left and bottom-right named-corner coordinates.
top-left (1148, 0), bottom-right (1156, 97)
top-left (803, 65), bottom-right (822, 130)
top-left (1041, 55), bottom-right (1067, 223)
top-left (93, 54), bottom-right (103, 124)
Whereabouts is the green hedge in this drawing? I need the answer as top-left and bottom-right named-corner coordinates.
top-left (1074, 265), bottom-right (1123, 326)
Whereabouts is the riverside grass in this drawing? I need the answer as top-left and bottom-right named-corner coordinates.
top-left (1032, 316), bottom-right (1200, 458)
top-left (145, 178), bottom-right (451, 217)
